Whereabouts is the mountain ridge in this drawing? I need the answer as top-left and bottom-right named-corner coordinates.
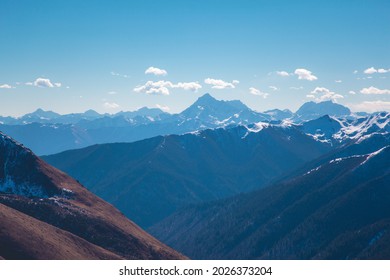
top-left (43, 123), bottom-right (332, 227)
top-left (0, 131), bottom-right (185, 260)
top-left (149, 143), bottom-right (390, 259)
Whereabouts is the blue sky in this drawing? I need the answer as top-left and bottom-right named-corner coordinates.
top-left (0, 0), bottom-right (389, 116)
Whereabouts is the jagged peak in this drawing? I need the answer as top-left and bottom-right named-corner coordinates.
top-left (195, 93), bottom-right (217, 103)
top-left (192, 93), bottom-right (248, 109)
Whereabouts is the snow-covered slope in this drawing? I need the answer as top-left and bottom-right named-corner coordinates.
top-left (177, 93), bottom-right (270, 127)
top-left (301, 112), bottom-right (390, 145)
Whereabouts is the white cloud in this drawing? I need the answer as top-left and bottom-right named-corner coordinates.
top-left (349, 90), bottom-right (356, 95)
top-left (269, 86), bottom-right (278, 91)
top-left (134, 80), bottom-right (202, 95)
top-left (276, 71), bottom-right (290, 77)
top-left (360, 86), bottom-right (390, 95)
top-left (294, 68), bottom-right (318, 81)
top-left (134, 80), bottom-right (172, 95)
top-left (349, 101), bottom-right (390, 112)
top-left (108, 91), bottom-right (117, 95)
top-left (353, 70), bottom-right (358, 74)
top-left (103, 102), bottom-right (120, 109)
top-left (145, 66), bottom-right (167, 76)
top-left (290, 86), bottom-right (304, 90)
top-left (378, 68), bottom-right (390, 74)
top-left (204, 78), bottom-right (238, 89)
top-left (335, 80), bottom-right (342, 83)
top-left (0, 84), bottom-right (13, 89)
top-left (111, 71), bottom-right (129, 78)
top-left (174, 82), bottom-right (202, 92)
top-left (155, 104), bottom-right (170, 112)
top-left (364, 67), bottom-right (377, 74)
top-left (29, 77), bottom-right (61, 88)
top-left (309, 87), bottom-right (343, 102)
top-left (249, 87), bottom-right (269, 98)
top-left (364, 67), bottom-right (390, 74)
top-left (35, 78), bottom-right (54, 87)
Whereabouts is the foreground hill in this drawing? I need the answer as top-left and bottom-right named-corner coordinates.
top-left (43, 123), bottom-right (331, 227)
top-left (149, 135), bottom-right (390, 259)
top-left (0, 203), bottom-right (120, 260)
top-left (0, 132), bottom-right (184, 260)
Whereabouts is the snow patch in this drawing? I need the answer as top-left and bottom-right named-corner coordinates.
top-left (247, 122), bottom-right (269, 133)
top-left (304, 165), bottom-right (322, 175)
top-left (306, 133), bottom-right (332, 144)
top-left (215, 117), bottom-right (232, 125)
top-left (280, 119), bottom-right (294, 128)
top-left (329, 158), bottom-right (343, 164)
top-left (334, 113), bottom-right (390, 141)
top-left (328, 155), bottom-right (365, 165)
top-left (360, 145), bottom-right (390, 166)
top-left (0, 176), bottom-right (49, 198)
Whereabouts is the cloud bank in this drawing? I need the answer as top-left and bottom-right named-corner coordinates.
top-left (360, 86), bottom-right (390, 95)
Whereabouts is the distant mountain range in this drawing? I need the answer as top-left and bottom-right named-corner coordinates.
top-left (0, 93), bottom-right (373, 155)
top-left (0, 132), bottom-right (184, 260)
top-left (0, 107), bottom-right (168, 125)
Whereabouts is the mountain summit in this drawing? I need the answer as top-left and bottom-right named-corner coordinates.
top-left (180, 93), bottom-right (269, 125)
top-left (295, 101), bottom-right (351, 121)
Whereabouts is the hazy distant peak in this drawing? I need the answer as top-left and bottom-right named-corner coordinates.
top-left (83, 109), bottom-right (101, 117)
top-left (295, 100), bottom-right (351, 121)
top-left (194, 93), bottom-right (248, 109)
